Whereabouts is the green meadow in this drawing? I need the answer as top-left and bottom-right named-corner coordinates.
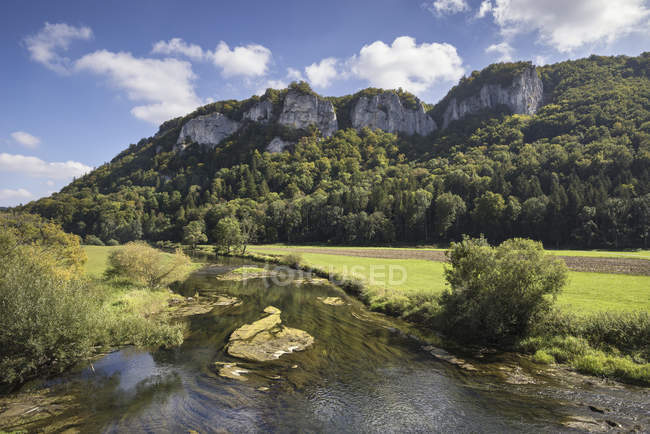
top-left (251, 246), bottom-right (650, 315)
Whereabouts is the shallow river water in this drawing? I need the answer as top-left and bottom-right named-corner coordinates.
top-left (7, 257), bottom-right (650, 432)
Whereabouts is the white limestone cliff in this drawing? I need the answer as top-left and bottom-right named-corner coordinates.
top-left (351, 91), bottom-right (436, 136)
top-left (441, 66), bottom-right (543, 129)
top-left (176, 113), bottom-right (240, 148)
top-left (278, 90), bottom-right (338, 137)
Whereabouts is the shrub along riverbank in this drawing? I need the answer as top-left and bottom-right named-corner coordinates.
top-left (0, 213), bottom-right (196, 391)
top-left (215, 242), bottom-right (650, 386)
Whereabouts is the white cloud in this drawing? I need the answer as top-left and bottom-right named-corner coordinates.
top-left (255, 79), bottom-right (288, 96)
top-left (287, 67), bottom-right (304, 81)
top-left (485, 41), bottom-right (514, 62)
top-left (10, 131), bottom-right (41, 149)
top-left (75, 50), bottom-right (202, 124)
top-left (476, 0), bottom-right (493, 18)
top-left (151, 38), bottom-right (205, 60)
top-left (24, 22), bottom-right (92, 74)
top-left (0, 188), bottom-right (33, 206)
top-left (427, 0), bottom-right (470, 16)
top-left (305, 57), bottom-right (339, 88)
top-left (349, 36), bottom-right (464, 93)
top-left (0, 153), bottom-right (92, 180)
top-left (487, 0), bottom-right (650, 52)
top-left (534, 55), bottom-right (548, 65)
top-left (211, 41), bottom-right (272, 77)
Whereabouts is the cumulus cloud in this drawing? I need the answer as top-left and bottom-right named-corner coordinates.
top-left (10, 131), bottom-right (41, 149)
top-left (287, 67), bottom-right (304, 81)
top-left (24, 22), bottom-right (92, 74)
top-left (255, 79), bottom-right (289, 96)
top-left (427, 0), bottom-right (470, 16)
top-left (349, 36), bottom-right (464, 93)
top-left (483, 0), bottom-right (650, 52)
top-left (75, 50), bottom-right (202, 124)
top-left (151, 37), bottom-right (205, 60)
top-left (485, 41), bottom-right (514, 62)
top-left (0, 153), bottom-right (92, 180)
top-left (476, 0), bottom-right (493, 18)
top-left (0, 188), bottom-right (33, 206)
top-left (305, 57), bottom-right (339, 88)
top-left (534, 55), bottom-right (548, 66)
top-left (212, 41), bottom-right (272, 77)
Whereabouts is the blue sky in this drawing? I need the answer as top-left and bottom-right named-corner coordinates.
top-left (1, 0), bottom-right (649, 206)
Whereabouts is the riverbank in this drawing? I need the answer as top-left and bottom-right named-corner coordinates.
top-left (217, 246), bottom-right (649, 386)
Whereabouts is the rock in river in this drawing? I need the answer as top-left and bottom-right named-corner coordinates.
top-left (317, 296), bottom-right (345, 306)
top-left (227, 306), bottom-right (314, 362)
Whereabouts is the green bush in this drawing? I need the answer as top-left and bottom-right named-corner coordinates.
top-left (282, 253), bottom-right (303, 268)
top-left (105, 241), bottom-right (192, 288)
top-left (106, 239), bottom-right (120, 246)
top-left (84, 234), bottom-right (105, 246)
top-left (439, 237), bottom-right (568, 346)
top-left (0, 232), bottom-right (101, 386)
top-left (520, 335), bottom-right (650, 385)
top-left (532, 350), bottom-right (555, 364)
top-left (532, 310), bottom-right (650, 358)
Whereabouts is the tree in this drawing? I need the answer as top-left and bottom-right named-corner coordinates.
top-left (0, 212), bottom-right (87, 281)
top-left (434, 193), bottom-right (466, 239)
top-left (213, 217), bottom-right (242, 254)
top-left (439, 237), bottom-right (568, 346)
top-left (239, 216), bottom-right (257, 254)
top-left (183, 220), bottom-right (207, 249)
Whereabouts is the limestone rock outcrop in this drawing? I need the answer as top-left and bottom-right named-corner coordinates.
top-left (227, 306), bottom-right (314, 362)
top-left (176, 113), bottom-right (240, 148)
top-left (278, 91), bottom-right (338, 137)
top-left (243, 99), bottom-right (273, 123)
top-left (351, 91), bottom-right (436, 136)
top-left (441, 66), bottom-right (543, 128)
top-left (266, 137), bottom-right (291, 153)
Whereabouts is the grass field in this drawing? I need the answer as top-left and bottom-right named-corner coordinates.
top-left (83, 245), bottom-right (123, 276)
top-left (251, 246), bottom-right (650, 315)
top-left (253, 244), bottom-right (650, 260)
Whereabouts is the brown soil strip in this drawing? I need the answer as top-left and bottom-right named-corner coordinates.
top-left (251, 247), bottom-right (650, 276)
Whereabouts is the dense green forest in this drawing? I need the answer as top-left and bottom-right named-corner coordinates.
top-left (20, 53), bottom-right (650, 248)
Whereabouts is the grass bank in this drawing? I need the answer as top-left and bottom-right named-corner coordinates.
top-left (80, 245), bottom-right (198, 358)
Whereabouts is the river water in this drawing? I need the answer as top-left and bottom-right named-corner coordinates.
top-left (8, 257), bottom-right (650, 432)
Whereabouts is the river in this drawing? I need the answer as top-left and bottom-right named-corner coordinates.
top-left (6, 257), bottom-right (649, 432)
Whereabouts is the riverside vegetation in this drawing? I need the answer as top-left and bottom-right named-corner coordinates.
top-left (0, 213), bottom-right (194, 390)
top-left (237, 241), bottom-right (650, 386)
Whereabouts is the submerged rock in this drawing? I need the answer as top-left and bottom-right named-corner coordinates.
top-left (215, 362), bottom-right (249, 381)
top-left (317, 296), bottom-right (345, 306)
top-left (422, 345), bottom-right (477, 371)
top-left (227, 306), bottom-right (314, 362)
top-left (168, 295), bottom-right (241, 317)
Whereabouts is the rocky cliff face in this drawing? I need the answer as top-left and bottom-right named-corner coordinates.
top-left (242, 99), bottom-right (273, 123)
top-left (266, 137), bottom-right (292, 153)
top-left (441, 66), bottom-right (543, 128)
top-left (176, 113), bottom-right (240, 148)
top-left (278, 90), bottom-right (338, 137)
top-left (351, 91), bottom-right (436, 136)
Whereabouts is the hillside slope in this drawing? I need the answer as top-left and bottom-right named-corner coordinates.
top-left (21, 53), bottom-right (650, 248)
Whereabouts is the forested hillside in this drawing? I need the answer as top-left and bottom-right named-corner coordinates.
top-left (20, 53), bottom-right (650, 248)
